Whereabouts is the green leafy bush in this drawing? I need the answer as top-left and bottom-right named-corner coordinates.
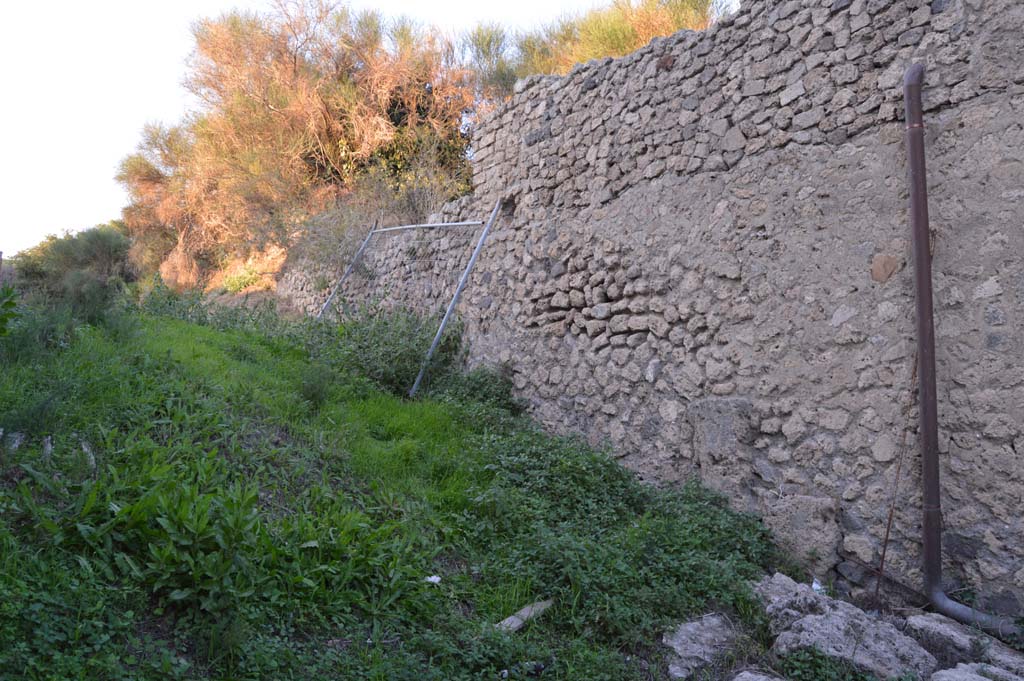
top-left (298, 363), bottom-right (333, 411)
top-left (13, 222), bottom-right (134, 323)
top-left (0, 305), bottom-right (78, 366)
top-left (326, 307), bottom-right (463, 396)
top-left (17, 223), bottom-right (133, 289)
top-left (222, 268), bottom-right (261, 293)
top-left (0, 285), bottom-right (17, 336)
top-left (431, 364), bottom-right (524, 414)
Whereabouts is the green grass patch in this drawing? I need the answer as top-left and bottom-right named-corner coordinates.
top-left (0, 302), bottom-right (783, 679)
top-left (222, 269), bottom-right (262, 294)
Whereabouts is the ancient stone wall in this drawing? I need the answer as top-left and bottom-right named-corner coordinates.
top-left (284, 0), bottom-right (1024, 612)
top-left (278, 210), bottom-right (482, 318)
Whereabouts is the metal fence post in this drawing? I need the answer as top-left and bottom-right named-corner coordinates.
top-left (316, 218), bottom-right (378, 320)
top-left (409, 199), bottom-right (501, 398)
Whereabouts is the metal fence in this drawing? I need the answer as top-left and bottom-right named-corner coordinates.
top-left (317, 200), bottom-right (501, 397)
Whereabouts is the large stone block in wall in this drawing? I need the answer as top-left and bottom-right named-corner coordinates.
top-left (761, 495), bottom-right (842, 577)
top-left (686, 397), bottom-right (757, 501)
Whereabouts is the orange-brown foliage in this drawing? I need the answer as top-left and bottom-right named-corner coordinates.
top-left (117, 0), bottom-right (473, 274)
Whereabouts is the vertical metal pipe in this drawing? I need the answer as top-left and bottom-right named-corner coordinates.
top-left (409, 199), bottom-right (502, 398)
top-left (905, 63), bottom-right (944, 601)
top-left (316, 218), bottom-right (377, 320)
top-left (903, 64), bottom-right (1020, 638)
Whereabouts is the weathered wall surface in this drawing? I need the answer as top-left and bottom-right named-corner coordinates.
top-left (286, 0), bottom-right (1024, 611)
top-left (277, 217), bottom-right (482, 317)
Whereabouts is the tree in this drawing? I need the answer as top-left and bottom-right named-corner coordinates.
top-left (116, 0), bottom-right (723, 281)
top-left (117, 0), bottom-right (473, 274)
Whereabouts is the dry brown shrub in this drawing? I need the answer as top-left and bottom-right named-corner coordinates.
top-left (158, 243), bottom-right (202, 291)
top-left (118, 0), bottom-right (472, 285)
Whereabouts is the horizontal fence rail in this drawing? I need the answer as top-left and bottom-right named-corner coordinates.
top-left (316, 218), bottom-right (491, 321)
top-left (372, 220), bottom-right (484, 235)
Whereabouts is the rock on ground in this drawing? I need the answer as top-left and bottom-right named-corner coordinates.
top-left (905, 613), bottom-right (1024, 676)
top-left (930, 662), bottom-right (1024, 681)
top-left (756, 573), bottom-right (937, 680)
top-left (730, 672), bottom-right (784, 681)
top-left (494, 599), bottom-right (553, 633)
top-left (662, 613), bottom-right (738, 679)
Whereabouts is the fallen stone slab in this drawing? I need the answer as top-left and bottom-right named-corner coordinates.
top-left (905, 613), bottom-right (1024, 675)
top-left (756, 573), bottom-right (937, 680)
top-left (494, 599), bottom-right (553, 633)
top-left (930, 662), bottom-right (1024, 681)
top-left (663, 613), bottom-right (738, 679)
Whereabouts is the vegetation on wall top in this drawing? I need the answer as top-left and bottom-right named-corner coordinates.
top-left (114, 0), bottom-right (721, 283)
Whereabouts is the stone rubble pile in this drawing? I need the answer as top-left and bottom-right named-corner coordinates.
top-left (663, 573), bottom-right (1024, 680)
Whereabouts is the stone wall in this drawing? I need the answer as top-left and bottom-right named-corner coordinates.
top-left (277, 211), bottom-right (482, 318)
top-left (286, 0), bottom-right (1024, 612)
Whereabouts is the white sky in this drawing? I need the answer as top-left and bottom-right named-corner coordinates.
top-left (1, 0), bottom-right (684, 256)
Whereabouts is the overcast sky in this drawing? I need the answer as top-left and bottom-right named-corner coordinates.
top-left (1, 0), bottom-right (721, 256)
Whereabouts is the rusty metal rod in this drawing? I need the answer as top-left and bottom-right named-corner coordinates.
top-left (904, 63), bottom-right (1020, 639)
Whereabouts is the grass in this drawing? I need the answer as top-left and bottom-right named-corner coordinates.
top-left (0, 300), bottom-right (784, 680)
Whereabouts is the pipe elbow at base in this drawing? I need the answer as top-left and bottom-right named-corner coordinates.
top-left (927, 586), bottom-right (1021, 640)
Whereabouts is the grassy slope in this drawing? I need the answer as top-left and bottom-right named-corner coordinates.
top-left (0, 312), bottom-right (779, 680)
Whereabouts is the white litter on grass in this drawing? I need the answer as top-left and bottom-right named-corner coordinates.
top-left (495, 599), bottom-right (554, 633)
top-left (812, 578), bottom-right (825, 594)
top-left (424, 575), bottom-right (442, 584)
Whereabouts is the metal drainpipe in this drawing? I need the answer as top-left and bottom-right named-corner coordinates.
top-left (903, 63), bottom-right (1021, 639)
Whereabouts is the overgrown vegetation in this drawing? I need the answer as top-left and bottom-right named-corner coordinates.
top-left (113, 0), bottom-right (723, 285)
top-left (11, 222), bottom-right (135, 325)
top-left (221, 268), bottom-right (262, 294)
top-left (116, 2), bottom-right (475, 279)
top-left (1, 286), bottom-right (786, 679)
top-left (0, 285), bottom-right (16, 336)
top-left (465, 0), bottom-right (726, 101)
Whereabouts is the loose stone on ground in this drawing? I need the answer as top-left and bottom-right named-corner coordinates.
top-left (663, 613), bottom-right (739, 679)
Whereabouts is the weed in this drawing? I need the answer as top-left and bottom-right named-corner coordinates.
top-left (0, 305), bottom-right (77, 365)
top-left (0, 303), bottom-right (782, 679)
top-left (0, 285), bottom-right (17, 336)
top-left (327, 306), bottom-right (463, 396)
top-left (313, 274), bottom-right (332, 291)
top-left (299, 364), bottom-right (333, 411)
top-left (222, 268), bottom-right (262, 293)
top-left (430, 363), bottom-right (524, 414)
